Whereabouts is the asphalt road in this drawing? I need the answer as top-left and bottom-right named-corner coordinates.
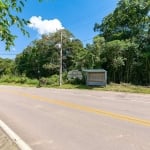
top-left (0, 85), bottom-right (150, 150)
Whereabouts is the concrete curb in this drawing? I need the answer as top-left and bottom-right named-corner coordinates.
top-left (0, 120), bottom-right (32, 150)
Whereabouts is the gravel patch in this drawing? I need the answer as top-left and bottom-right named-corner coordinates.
top-left (0, 127), bottom-right (20, 150)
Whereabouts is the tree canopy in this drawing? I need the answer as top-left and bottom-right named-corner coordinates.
top-left (93, 0), bottom-right (150, 85)
top-left (94, 0), bottom-right (150, 41)
top-left (15, 29), bottom-right (84, 78)
top-left (0, 0), bottom-right (42, 50)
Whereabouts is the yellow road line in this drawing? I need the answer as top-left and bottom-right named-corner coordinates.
top-left (2, 89), bottom-right (150, 127)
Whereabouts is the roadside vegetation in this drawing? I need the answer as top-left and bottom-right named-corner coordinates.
top-left (0, 0), bottom-right (150, 94)
top-left (0, 74), bottom-right (150, 94)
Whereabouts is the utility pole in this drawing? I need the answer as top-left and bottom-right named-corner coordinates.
top-left (59, 31), bottom-right (63, 86)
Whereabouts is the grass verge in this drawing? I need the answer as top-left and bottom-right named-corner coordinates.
top-left (0, 75), bottom-right (149, 94)
top-left (49, 83), bottom-right (150, 94)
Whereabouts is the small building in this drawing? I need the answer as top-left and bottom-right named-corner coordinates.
top-left (83, 69), bottom-right (107, 86)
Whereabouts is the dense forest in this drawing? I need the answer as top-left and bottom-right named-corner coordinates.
top-left (0, 0), bottom-right (150, 85)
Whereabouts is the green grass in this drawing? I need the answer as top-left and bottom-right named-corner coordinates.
top-left (0, 75), bottom-right (149, 94)
top-left (45, 83), bottom-right (150, 94)
top-left (100, 83), bottom-right (150, 94)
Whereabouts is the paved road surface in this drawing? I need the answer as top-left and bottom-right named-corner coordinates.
top-left (0, 85), bottom-right (150, 150)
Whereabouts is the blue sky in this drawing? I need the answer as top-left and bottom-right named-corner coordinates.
top-left (0, 0), bottom-right (118, 59)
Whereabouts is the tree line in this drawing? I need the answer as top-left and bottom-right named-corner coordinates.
top-left (0, 0), bottom-right (150, 85)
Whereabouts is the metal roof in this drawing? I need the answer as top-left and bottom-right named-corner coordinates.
top-left (83, 69), bottom-right (107, 72)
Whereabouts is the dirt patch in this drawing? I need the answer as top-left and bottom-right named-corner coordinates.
top-left (0, 128), bottom-right (20, 150)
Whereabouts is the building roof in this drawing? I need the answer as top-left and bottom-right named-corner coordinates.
top-left (83, 69), bottom-right (107, 73)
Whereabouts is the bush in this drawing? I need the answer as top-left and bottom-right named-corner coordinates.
top-left (0, 75), bottom-right (38, 85)
top-left (26, 78), bottom-right (38, 85)
top-left (46, 75), bottom-right (59, 85)
top-left (0, 75), bottom-right (15, 83)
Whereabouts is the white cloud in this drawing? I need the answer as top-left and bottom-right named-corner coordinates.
top-left (28, 16), bottom-right (64, 35)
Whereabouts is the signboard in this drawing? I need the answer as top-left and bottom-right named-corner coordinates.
top-left (67, 70), bottom-right (82, 80)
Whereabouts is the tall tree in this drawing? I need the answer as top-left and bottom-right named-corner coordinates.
top-left (94, 0), bottom-right (150, 41)
top-left (15, 29), bottom-right (84, 78)
top-left (0, 57), bottom-right (15, 75)
top-left (94, 0), bottom-right (150, 85)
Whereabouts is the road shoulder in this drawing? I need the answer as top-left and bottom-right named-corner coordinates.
top-left (0, 127), bottom-right (20, 150)
top-left (0, 120), bottom-right (32, 150)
